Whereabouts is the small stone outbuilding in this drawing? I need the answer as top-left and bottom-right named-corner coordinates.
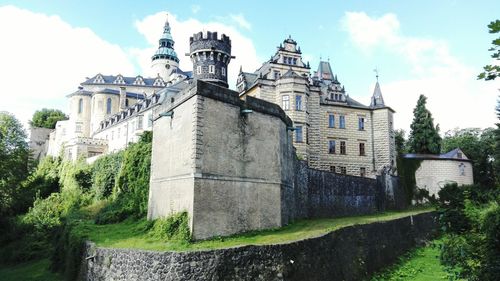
top-left (404, 148), bottom-right (474, 197)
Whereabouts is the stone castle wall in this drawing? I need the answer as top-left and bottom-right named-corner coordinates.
top-left (149, 80), bottom-right (405, 240)
top-left (80, 212), bottom-right (438, 281)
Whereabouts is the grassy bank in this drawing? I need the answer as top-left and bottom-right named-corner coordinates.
top-left (81, 207), bottom-right (433, 251)
top-left (0, 259), bottom-right (62, 281)
top-left (370, 238), bottom-right (463, 281)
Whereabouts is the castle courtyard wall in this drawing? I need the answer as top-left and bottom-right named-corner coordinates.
top-left (415, 159), bottom-right (473, 196)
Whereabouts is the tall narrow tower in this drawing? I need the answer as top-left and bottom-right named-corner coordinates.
top-left (151, 17), bottom-right (179, 82)
top-left (189, 31), bottom-right (233, 88)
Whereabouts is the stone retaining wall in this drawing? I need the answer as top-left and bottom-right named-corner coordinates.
top-left (80, 211), bottom-right (438, 281)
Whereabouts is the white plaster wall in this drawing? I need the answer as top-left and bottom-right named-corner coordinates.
top-left (415, 160), bottom-right (474, 197)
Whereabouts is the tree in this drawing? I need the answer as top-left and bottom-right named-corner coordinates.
top-left (30, 108), bottom-right (68, 129)
top-left (0, 112), bottom-right (31, 216)
top-left (442, 128), bottom-right (496, 186)
top-left (478, 20), bottom-right (500, 81)
top-left (408, 95), bottom-right (442, 154)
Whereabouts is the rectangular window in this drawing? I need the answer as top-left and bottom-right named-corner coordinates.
top-left (75, 122), bottom-right (82, 133)
top-left (222, 67), bottom-right (226, 76)
top-left (209, 65), bottom-right (215, 74)
top-left (360, 167), bottom-right (366, 177)
top-left (282, 95), bottom-right (290, 110)
top-left (328, 140), bottom-right (336, 154)
top-left (196, 66), bottom-right (202, 74)
top-left (117, 128), bottom-right (121, 138)
top-left (358, 117), bottom-right (365, 130)
top-left (296, 95), bottom-right (302, 111)
top-left (340, 141), bottom-right (346, 155)
top-left (295, 126), bottom-right (303, 142)
top-left (330, 166), bottom-right (336, 173)
top-left (111, 131), bottom-right (114, 140)
top-left (339, 115), bottom-right (346, 129)
top-left (131, 121), bottom-right (135, 131)
top-left (137, 116), bottom-right (143, 130)
top-left (306, 127), bottom-right (309, 144)
top-left (359, 143), bottom-right (365, 156)
top-left (148, 113), bottom-right (153, 127)
top-left (340, 167), bottom-right (347, 174)
top-left (274, 71), bottom-right (280, 80)
top-left (328, 114), bottom-right (335, 128)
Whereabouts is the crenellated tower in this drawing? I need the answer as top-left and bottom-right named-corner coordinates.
top-left (189, 31), bottom-right (233, 88)
top-left (151, 17), bottom-right (179, 82)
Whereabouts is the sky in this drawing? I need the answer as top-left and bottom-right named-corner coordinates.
top-left (0, 0), bottom-right (499, 135)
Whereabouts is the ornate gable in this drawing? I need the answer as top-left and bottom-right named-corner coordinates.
top-left (114, 75), bottom-right (125, 84)
top-left (93, 74), bottom-right (105, 84)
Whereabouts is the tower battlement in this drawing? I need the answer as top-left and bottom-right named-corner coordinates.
top-left (189, 31), bottom-right (233, 88)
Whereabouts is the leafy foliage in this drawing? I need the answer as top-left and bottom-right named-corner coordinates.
top-left (95, 131), bottom-right (152, 224)
top-left (408, 95), bottom-right (442, 154)
top-left (437, 182), bottom-right (500, 280)
top-left (147, 212), bottom-right (191, 241)
top-left (478, 20), bottom-right (500, 81)
top-left (90, 151), bottom-right (123, 200)
top-left (30, 108), bottom-right (68, 129)
top-left (0, 112), bottom-right (31, 217)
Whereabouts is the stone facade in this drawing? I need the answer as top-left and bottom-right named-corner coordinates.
top-left (80, 212), bottom-right (438, 281)
top-left (28, 126), bottom-right (54, 161)
top-left (148, 80), bottom-right (296, 239)
top-left (238, 38), bottom-right (396, 178)
top-left (36, 17), bottom-right (190, 161)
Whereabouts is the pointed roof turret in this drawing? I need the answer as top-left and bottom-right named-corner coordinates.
top-left (370, 79), bottom-right (385, 108)
top-left (152, 16), bottom-right (179, 63)
top-left (317, 61), bottom-right (333, 81)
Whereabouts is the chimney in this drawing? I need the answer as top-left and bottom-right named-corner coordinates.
top-left (119, 87), bottom-right (127, 110)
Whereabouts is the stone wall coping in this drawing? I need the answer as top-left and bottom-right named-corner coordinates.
top-left (84, 211), bottom-right (435, 254)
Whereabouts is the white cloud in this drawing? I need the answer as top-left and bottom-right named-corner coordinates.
top-left (229, 14), bottom-right (251, 30)
top-left (0, 5), bottom-right (136, 128)
top-left (191, 5), bottom-right (201, 14)
top-left (342, 12), bottom-right (500, 132)
top-left (133, 12), bottom-right (260, 89)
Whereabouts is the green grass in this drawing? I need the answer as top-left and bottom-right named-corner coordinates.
top-left (0, 259), bottom-right (62, 281)
top-left (77, 207), bottom-right (434, 252)
top-left (370, 239), bottom-right (464, 281)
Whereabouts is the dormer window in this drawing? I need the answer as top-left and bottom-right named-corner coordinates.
top-left (93, 74), bottom-right (105, 84)
top-left (457, 152), bottom-right (463, 159)
top-left (114, 75), bottom-right (125, 84)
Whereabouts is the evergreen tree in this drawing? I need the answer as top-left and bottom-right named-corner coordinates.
top-left (408, 95), bottom-right (442, 154)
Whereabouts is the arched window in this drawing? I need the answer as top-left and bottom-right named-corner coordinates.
top-left (78, 98), bottom-right (83, 114)
top-left (106, 98), bottom-right (112, 114)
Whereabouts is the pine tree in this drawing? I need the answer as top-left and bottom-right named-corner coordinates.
top-left (408, 95), bottom-right (442, 154)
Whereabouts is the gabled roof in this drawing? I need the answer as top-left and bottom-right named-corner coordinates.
top-left (82, 74), bottom-right (165, 88)
top-left (281, 68), bottom-right (304, 79)
top-left (403, 148), bottom-right (471, 162)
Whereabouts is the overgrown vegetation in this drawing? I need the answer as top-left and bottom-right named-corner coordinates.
top-left (370, 239), bottom-right (458, 281)
top-left (0, 130), bottom-right (175, 280)
top-left (437, 183), bottom-right (500, 280)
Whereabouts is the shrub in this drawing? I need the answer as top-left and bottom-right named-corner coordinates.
top-left (148, 212), bottom-right (191, 242)
top-left (95, 132), bottom-right (152, 223)
top-left (90, 151), bottom-right (123, 200)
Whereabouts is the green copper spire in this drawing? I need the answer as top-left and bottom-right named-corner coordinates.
top-left (152, 17), bottom-right (179, 63)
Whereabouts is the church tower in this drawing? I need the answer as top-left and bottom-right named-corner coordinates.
top-left (151, 17), bottom-right (179, 82)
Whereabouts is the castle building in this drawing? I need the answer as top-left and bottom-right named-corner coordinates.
top-left (42, 19), bottom-right (396, 180)
top-left (46, 18), bottom-right (192, 161)
top-left (237, 37), bottom-right (396, 177)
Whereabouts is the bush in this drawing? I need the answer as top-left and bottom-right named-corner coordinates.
top-left (148, 212), bottom-right (191, 241)
top-left (90, 151), bottom-right (123, 200)
top-left (95, 132), bottom-right (152, 223)
top-left (22, 193), bottom-right (65, 231)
